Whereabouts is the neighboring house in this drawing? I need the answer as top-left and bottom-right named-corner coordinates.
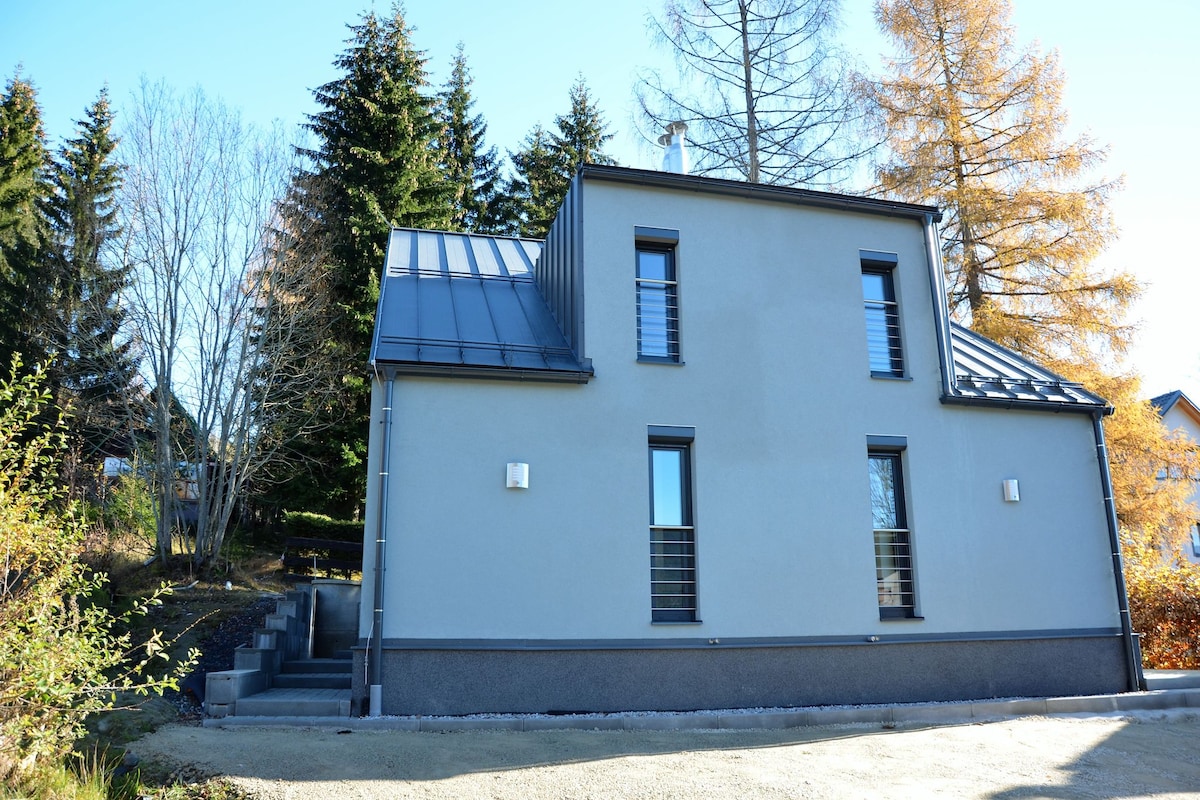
top-left (1150, 390), bottom-right (1200, 564)
top-left (357, 162), bottom-right (1141, 717)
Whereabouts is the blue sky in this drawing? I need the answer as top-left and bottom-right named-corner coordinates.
top-left (4, 0), bottom-right (1198, 404)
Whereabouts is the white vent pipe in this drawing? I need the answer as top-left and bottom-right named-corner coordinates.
top-left (658, 121), bottom-right (690, 175)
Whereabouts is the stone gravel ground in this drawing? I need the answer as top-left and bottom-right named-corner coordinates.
top-left (133, 710), bottom-right (1200, 799)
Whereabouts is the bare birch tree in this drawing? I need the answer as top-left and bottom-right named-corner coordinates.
top-left (120, 82), bottom-right (338, 565)
top-left (636, 0), bottom-right (867, 186)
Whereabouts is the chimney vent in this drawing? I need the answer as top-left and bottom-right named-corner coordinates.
top-left (658, 121), bottom-right (690, 175)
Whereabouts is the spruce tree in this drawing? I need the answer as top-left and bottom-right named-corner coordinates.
top-left (280, 4), bottom-right (454, 517)
top-left (509, 78), bottom-right (615, 238)
top-left (507, 125), bottom-right (562, 239)
top-left (437, 44), bottom-right (507, 233)
top-left (0, 72), bottom-right (51, 367)
top-left (46, 88), bottom-right (138, 463)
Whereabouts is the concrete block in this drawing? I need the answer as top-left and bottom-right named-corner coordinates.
top-left (274, 600), bottom-right (299, 618)
top-left (1113, 691), bottom-right (1182, 712)
top-left (419, 717), bottom-right (523, 732)
top-left (895, 703), bottom-right (974, 724)
top-left (205, 669), bottom-right (267, 706)
top-left (1043, 695), bottom-right (1118, 714)
top-left (205, 702), bottom-right (233, 719)
top-left (521, 716), bottom-right (625, 731)
top-left (253, 629), bottom-right (280, 649)
top-left (810, 706), bottom-right (892, 726)
top-left (717, 711), bottom-right (808, 730)
top-left (970, 699), bottom-right (1047, 719)
top-left (265, 613), bottom-right (296, 633)
top-left (234, 647), bottom-right (281, 673)
top-left (622, 713), bottom-right (719, 731)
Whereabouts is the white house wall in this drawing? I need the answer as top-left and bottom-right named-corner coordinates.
top-left (1160, 403), bottom-right (1200, 563)
top-left (361, 180), bottom-right (1120, 645)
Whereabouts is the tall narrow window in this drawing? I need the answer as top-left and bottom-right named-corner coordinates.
top-left (869, 451), bottom-right (916, 618)
top-left (862, 265), bottom-right (903, 376)
top-left (637, 244), bottom-right (679, 361)
top-left (650, 437), bottom-right (695, 621)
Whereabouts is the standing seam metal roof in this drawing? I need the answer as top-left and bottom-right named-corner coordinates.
top-left (370, 229), bottom-right (1107, 411)
top-left (370, 229), bottom-right (591, 381)
top-left (948, 323), bottom-right (1107, 409)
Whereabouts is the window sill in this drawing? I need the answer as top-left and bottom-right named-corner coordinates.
top-left (638, 357), bottom-right (685, 366)
top-left (651, 620), bottom-right (703, 625)
top-left (870, 373), bottom-right (912, 382)
top-left (879, 614), bottom-right (924, 622)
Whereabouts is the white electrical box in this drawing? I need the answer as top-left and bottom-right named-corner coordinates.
top-left (1002, 479), bottom-right (1020, 502)
top-left (506, 462), bottom-right (529, 489)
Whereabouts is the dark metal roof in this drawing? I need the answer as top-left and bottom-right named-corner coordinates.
top-left (370, 229), bottom-right (592, 382)
top-left (579, 164), bottom-right (942, 222)
top-left (1150, 390), bottom-right (1184, 415)
top-left (948, 323), bottom-right (1107, 411)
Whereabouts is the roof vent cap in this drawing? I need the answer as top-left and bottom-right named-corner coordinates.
top-left (658, 121), bottom-right (690, 175)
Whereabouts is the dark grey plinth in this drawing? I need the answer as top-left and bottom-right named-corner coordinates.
top-left (354, 635), bottom-right (1128, 717)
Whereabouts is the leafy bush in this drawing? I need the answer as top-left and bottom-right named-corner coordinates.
top-left (1123, 534), bottom-right (1200, 669)
top-left (282, 511), bottom-right (362, 542)
top-left (0, 359), bottom-right (194, 782)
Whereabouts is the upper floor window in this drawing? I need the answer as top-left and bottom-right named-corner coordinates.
top-left (862, 258), bottom-right (903, 377)
top-left (636, 236), bottom-right (680, 362)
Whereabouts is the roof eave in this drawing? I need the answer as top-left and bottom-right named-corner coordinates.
top-left (941, 393), bottom-right (1111, 416)
top-left (578, 164), bottom-right (942, 222)
top-left (376, 361), bottom-right (594, 385)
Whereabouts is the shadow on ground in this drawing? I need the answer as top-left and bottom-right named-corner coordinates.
top-left (133, 714), bottom-right (1200, 798)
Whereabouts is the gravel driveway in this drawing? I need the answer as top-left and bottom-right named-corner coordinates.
top-left (133, 711), bottom-right (1200, 799)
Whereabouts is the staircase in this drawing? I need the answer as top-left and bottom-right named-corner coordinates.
top-left (230, 657), bottom-right (353, 717)
top-left (206, 580), bottom-right (360, 719)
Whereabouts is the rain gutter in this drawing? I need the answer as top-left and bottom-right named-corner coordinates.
top-left (368, 370), bottom-right (394, 716)
top-left (1091, 409), bottom-right (1145, 692)
top-left (922, 212), bottom-right (955, 399)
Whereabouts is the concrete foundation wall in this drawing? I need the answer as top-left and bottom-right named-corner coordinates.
top-left (356, 634), bottom-right (1128, 716)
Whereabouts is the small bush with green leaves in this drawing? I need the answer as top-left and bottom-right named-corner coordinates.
top-left (0, 358), bottom-right (196, 782)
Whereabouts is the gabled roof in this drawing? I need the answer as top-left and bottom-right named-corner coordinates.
top-left (1150, 390), bottom-right (1200, 425)
top-left (948, 323), bottom-right (1107, 411)
top-left (370, 228), bottom-right (593, 382)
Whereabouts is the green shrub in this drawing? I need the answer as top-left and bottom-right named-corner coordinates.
top-left (282, 511), bottom-right (363, 542)
top-left (0, 359), bottom-right (195, 783)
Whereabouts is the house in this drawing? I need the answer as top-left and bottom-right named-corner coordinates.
top-left (1150, 390), bottom-right (1200, 563)
top-left (356, 161), bottom-right (1142, 717)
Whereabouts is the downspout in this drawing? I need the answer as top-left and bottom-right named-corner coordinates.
top-left (922, 212), bottom-right (955, 398)
top-left (369, 371), bottom-right (395, 716)
top-left (1092, 409), bottom-right (1145, 692)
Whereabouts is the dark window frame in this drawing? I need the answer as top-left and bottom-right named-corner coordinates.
top-left (862, 259), bottom-right (904, 378)
top-left (636, 239), bottom-right (681, 363)
top-left (868, 447), bottom-right (917, 619)
top-left (649, 429), bottom-right (697, 622)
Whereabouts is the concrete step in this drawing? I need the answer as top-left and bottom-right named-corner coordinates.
top-left (234, 687), bottom-right (351, 717)
top-left (1145, 670), bottom-right (1200, 690)
top-left (272, 672), bottom-right (352, 690)
top-left (281, 658), bottom-right (352, 675)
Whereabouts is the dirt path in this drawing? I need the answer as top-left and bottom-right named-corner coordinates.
top-left (134, 712), bottom-right (1200, 799)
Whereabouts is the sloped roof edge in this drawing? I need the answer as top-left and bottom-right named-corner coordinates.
top-left (370, 229), bottom-right (591, 382)
top-left (579, 164), bottom-right (941, 222)
top-left (1150, 390), bottom-right (1200, 424)
top-left (947, 323), bottom-right (1108, 412)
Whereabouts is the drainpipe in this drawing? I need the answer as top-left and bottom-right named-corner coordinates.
top-left (922, 212), bottom-right (955, 399)
top-left (369, 372), bottom-right (395, 716)
top-left (1092, 410), bottom-right (1144, 692)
